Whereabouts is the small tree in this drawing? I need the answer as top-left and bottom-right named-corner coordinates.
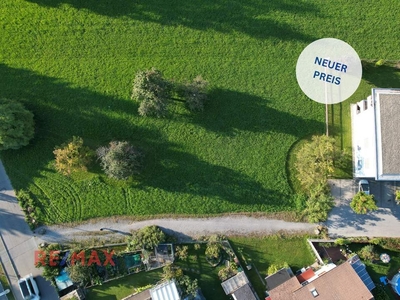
top-left (305, 184), bottom-right (334, 223)
top-left (53, 136), bottom-right (93, 176)
top-left (175, 245), bottom-right (189, 261)
top-left (127, 225), bottom-right (166, 251)
top-left (295, 135), bottom-right (337, 192)
top-left (267, 262), bottom-right (289, 275)
top-left (205, 235), bottom-right (222, 261)
top-left (131, 68), bottom-right (170, 117)
top-left (0, 98), bottom-right (34, 150)
top-left (358, 245), bottom-right (377, 261)
top-left (66, 262), bottom-right (90, 286)
top-left (350, 192), bottom-right (377, 214)
top-left (97, 141), bottom-right (143, 180)
top-left (184, 75), bottom-right (208, 112)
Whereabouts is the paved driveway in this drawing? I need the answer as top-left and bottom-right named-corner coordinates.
top-left (326, 179), bottom-right (400, 238)
top-left (0, 161), bottom-right (58, 300)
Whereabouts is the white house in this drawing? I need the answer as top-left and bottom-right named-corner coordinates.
top-left (351, 88), bottom-right (400, 180)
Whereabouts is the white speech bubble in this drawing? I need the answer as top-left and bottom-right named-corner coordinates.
top-left (296, 38), bottom-right (362, 104)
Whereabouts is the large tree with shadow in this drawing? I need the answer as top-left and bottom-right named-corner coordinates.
top-left (0, 98), bottom-right (35, 150)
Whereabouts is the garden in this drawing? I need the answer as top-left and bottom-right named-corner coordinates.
top-left (1, 0), bottom-right (400, 224)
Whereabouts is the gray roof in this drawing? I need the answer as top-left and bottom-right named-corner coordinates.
top-left (233, 283), bottom-right (258, 300)
top-left (265, 268), bottom-right (293, 290)
top-left (377, 92), bottom-right (400, 177)
top-left (221, 271), bottom-right (249, 295)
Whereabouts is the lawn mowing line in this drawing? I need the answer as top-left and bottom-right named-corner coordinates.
top-left (44, 176), bottom-right (82, 221)
top-left (31, 181), bottom-right (71, 224)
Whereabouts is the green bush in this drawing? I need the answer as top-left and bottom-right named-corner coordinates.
top-left (358, 245), bottom-right (377, 261)
top-left (305, 185), bottom-right (334, 223)
top-left (127, 225), bottom-right (166, 251)
top-left (350, 192), bottom-right (377, 214)
top-left (17, 189), bottom-right (43, 229)
top-left (0, 98), bottom-right (34, 150)
top-left (335, 238), bottom-right (350, 246)
top-left (267, 262), bottom-right (289, 275)
top-left (184, 75), bottom-right (209, 112)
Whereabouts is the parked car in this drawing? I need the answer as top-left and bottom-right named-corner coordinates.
top-left (18, 274), bottom-right (40, 300)
top-left (358, 179), bottom-right (370, 195)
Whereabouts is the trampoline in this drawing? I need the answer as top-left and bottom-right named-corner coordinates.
top-left (391, 273), bottom-right (400, 296)
top-left (124, 254), bottom-right (142, 269)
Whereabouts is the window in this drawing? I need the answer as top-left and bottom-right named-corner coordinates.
top-left (310, 288), bottom-right (319, 297)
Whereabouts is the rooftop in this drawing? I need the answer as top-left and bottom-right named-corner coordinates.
top-left (221, 271), bottom-right (249, 295)
top-left (269, 262), bottom-right (374, 300)
top-left (265, 268), bottom-right (293, 290)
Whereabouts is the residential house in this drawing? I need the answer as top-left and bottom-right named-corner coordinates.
top-left (351, 88), bottom-right (400, 180)
top-left (266, 256), bottom-right (374, 300)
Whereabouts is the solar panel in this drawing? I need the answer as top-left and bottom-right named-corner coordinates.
top-left (349, 256), bottom-right (376, 291)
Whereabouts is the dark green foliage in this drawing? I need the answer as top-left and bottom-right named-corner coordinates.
top-left (358, 245), bottom-right (377, 262)
top-left (351, 192), bottom-right (378, 214)
top-left (17, 189), bottom-right (43, 229)
top-left (126, 225), bottom-right (166, 251)
top-left (0, 98), bottom-right (34, 150)
top-left (132, 68), bottom-right (170, 117)
top-left (66, 262), bottom-right (91, 286)
top-left (97, 141), bottom-right (144, 180)
top-left (305, 184), bottom-right (334, 223)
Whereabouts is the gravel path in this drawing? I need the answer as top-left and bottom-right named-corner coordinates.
top-left (34, 216), bottom-right (317, 243)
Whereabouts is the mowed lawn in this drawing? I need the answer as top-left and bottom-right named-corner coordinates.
top-left (0, 0), bottom-right (399, 223)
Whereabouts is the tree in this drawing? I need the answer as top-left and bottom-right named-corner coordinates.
top-left (131, 68), bottom-right (170, 117)
top-left (96, 141), bottom-right (143, 180)
top-left (350, 191), bottom-right (378, 214)
top-left (0, 98), bottom-right (34, 150)
top-left (305, 184), bottom-right (334, 223)
top-left (295, 135), bottom-right (337, 192)
top-left (205, 235), bottom-right (222, 260)
top-left (53, 136), bottom-right (93, 176)
top-left (66, 262), bottom-right (90, 286)
top-left (184, 75), bottom-right (209, 112)
top-left (127, 225), bottom-right (166, 251)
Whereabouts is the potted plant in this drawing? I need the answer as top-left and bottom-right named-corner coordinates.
top-left (395, 190), bottom-right (400, 205)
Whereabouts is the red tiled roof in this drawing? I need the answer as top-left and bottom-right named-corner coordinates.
top-left (296, 268), bottom-right (315, 283)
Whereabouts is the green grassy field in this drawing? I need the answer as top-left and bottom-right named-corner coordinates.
top-left (1, 0), bottom-right (400, 223)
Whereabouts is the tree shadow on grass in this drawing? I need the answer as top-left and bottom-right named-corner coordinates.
top-left (0, 63), bottom-right (292, 218)
top-left (24, 0), bottom-right (320, 41)
top-left (362, 62), bottom-right (400, 88)
top-left (188, 88), bottom-right (324, 137)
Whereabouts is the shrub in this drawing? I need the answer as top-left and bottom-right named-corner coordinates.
top-left (218, 262), bottom-right (238, 281)
top-left (126, 225), bottom-right (166, 251)
top-left (305, 185), bottom-right (334, 223)
top-left (205, 235), bottom-right (222, 260)
top-left (267, 262), bottom-right (289, 275)
top-left (66, 262), bottom-right (91, 286)
top-left (0, 98), bottom-right (34, 150)
top-left (17, 189), bottom-right (43, 229)
top-left (184, 75), bottom-right (209, 112)
top-left (350, 192), bottom-right (378, 214)
top-left (53, 136), bottom-right (93, 176)
top-left (358, 245), bottom-right (377, 261)
top-left (194, 243), bottom-right (201, 250)
top-left (131, 68), bottom-right (170, 117)
top-left (335, 238), bottom-right (350, 246)
top-left (97, 141), bottom-right (143, 180)
top-left (175, 245), bottom-right (189, 260)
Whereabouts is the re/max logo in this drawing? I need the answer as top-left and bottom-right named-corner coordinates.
top-left (34, 250), bottom-right (115, 267)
